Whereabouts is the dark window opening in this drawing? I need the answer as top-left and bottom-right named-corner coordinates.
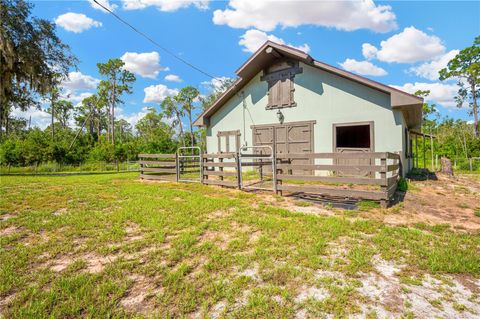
top-left (336, 125), bottom-right (371, 148)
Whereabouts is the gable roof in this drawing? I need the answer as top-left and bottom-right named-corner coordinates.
top-left (194, 41), bottom-right (423, 128)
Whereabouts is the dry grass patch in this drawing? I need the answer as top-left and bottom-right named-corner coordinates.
top-left (120, 274), bottom-right (163, 315)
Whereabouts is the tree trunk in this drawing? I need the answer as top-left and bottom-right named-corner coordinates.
top-left (472, 83), bottom-right (478, 137)
top-left (97, 119), bottom-right (101, 143)
top-left (0, 101), bottom-right (4, 140)
top-left (188, 111), bottom-right (194, 146)
top-left (5, 114), bottom-right (9, 136)
top-left (51, 95), bottom-right (55, 141)
top-left (440, 157), bottom-right (454, 176)
top-left (111, 79), bottom-right (116, 146)
top-left (177, 112), bottom-right (185, 147)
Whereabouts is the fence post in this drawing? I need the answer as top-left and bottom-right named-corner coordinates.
top-left (200, 153), bottom-right (204, 184)
top-left (235, 152), bottom-right (241, 189)
top-left (175, 152), bottom-right (179, 182)
top-left (380, 156), bottom-right (388, 208)
top-left (219, 157), bottom-right (224, 185)
top-left (272, 151), bottom-right (278, 194)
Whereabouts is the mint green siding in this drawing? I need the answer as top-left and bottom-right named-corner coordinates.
top-left (206, 63), bottom-right (406, 169)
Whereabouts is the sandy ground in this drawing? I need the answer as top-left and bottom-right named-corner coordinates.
top-left (275, 173), bottom-right (480, 232)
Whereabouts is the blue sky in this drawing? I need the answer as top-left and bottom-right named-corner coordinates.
top-left (20, 0), bottom-right (480, 128)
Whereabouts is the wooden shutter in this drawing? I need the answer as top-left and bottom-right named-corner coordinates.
top-left (267, 77), bottom-right (294, 109)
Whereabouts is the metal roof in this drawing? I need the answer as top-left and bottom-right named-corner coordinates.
top-left (194, 41), bottom-right (423, 128)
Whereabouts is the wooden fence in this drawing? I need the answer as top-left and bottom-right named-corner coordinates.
top-left (139, 153), bottom-right (177, 180)
top-left (139, 152), bottom-right (401, 206)
top-left (275, 152), bottom-right (400, 206)
top-left (202, 153), bottom-right (241, 188)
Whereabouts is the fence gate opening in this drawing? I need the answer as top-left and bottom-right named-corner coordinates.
top-left (239, 146), bottom-right (277, 192)
top-left (177, 147), bottom-right (202, 183)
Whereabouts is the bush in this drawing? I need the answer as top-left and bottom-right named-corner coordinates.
top-left (397, 177), bottom-right (408, 192)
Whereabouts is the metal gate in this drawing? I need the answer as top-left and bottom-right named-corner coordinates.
top-left (176, 146), bottom-right (202, 183)
top-left (239, 145), bottom-right (277, 192)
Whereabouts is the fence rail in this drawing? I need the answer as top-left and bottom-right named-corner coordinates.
top-left (138, 151), bottom-right (402, 206)
top-left (139, 154), bottom-right (177, 181)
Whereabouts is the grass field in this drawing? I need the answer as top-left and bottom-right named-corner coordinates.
top-left (1, 173), bottom-right (479, 318)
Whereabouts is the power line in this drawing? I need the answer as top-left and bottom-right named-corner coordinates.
top-left (92, 0), bottom-right (217, 80)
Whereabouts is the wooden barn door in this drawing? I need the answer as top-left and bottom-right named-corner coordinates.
top-left (252, 121), bottom-right (314, 174)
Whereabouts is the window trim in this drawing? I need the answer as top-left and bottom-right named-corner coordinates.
top-left (217, 130), bottom-right (241, 153)
top-left (332, 121), bottom-right (375, 151)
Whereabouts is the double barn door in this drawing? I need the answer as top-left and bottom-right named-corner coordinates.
top-left (252, 121), bottom-right (315, 174)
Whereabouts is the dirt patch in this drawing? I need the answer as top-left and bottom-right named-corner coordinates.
top-left (209, 300), bottom-right (227, 319)
top-left (53, 208), bottom-right (67, 216)
top-left (0, 292), bottom-right (16, 315)
top-left (0, 214), bottom-right (14, 222)
top-left (380, 174), bottom-right (480, 231)
top-left (237, 264), bottom-right (261, 281)
top-left (120, 274), bottom-right (163, 314)
top-left (199, 229), bottom-right (231, 249)
top-left (354, 257), bottom-right (480, 318)
top-left (49, 255), bottom-right (74, 272)
top-left (295, 286), bottom-right (329, 303)
top-left (47, 252), bottom-right (118, 273)
top-left (82, 252), bottom-right (118, 273)
top-left (0, 226), bottom-right (20, 236)
top-left (207, 208), bottom-right (235, 220)
top-left (124, 222), bottom-right (143, 242)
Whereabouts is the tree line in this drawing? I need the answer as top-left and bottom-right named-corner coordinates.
top-left (0, 0), bottom-right (478, 168)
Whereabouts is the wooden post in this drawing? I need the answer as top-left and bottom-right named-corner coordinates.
top-left (415, 134), bottom-right (418, 168)
top-left (276, 166), bottom-right (283, 196)
top-left (139, 156), bottom-right (144, 179)
top-left (235, 153), bottom-right (241, 189)
top-left (175, 153), bottom-right (179, 182)
top-left (423, 133), bottom-right (426, 169)
top-left (430, 134), bottom-right (434, 171)
top-left (219, 157), bottom-right (224, 185)
top-left (380, 156), bottom-right (388, 208)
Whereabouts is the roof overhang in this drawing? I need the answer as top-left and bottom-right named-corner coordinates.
top-left (194, 41), bottom-right (423, 129)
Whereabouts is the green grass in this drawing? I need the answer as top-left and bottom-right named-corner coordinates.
top-left (474, 208), bottom-right (480, 218)
top-left (357, 200), bottom-right (381, 211)
top-left (0, 161), bottom-right (138, 174)
top-left (0, 173), bottom-right (479, 318)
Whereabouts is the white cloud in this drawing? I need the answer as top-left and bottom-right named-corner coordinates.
top-left (116, 106), bottom-right (151, 128)
top-left (213, 0), bottom-right (397, 33)
top-left (143, 84), bottom-right (178, 103)
top-left (120, 51), bottom-right (166, 79)
top-left (363, 26), bottom-right (445, 63)
top-left (54, 12), bottom-right (102, 33)
top-left (408, 50), bottom-right (459, 81)
top-left (11, 107), bottom-right (52, 129)
top-left (64, 92), bottom-right (94, 106)
top-left (61, 72), bottom-right (100, 92)
top-left (122, 0), bottom-right (209, 12)
top-left (239, 29), bottom-right (310, 53)
top-left (391, 82), bottom-right (462, 108)
top-left (339, 59), bottom-right (387, 76)
top-left (362, 43), bottom-right (378, 60)
top-left (164, 74), bottom-right (182, 82)
top-left (89, 0), bottom-right (118, 11)
top-left (201, 76), bottom-right (234, 92)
